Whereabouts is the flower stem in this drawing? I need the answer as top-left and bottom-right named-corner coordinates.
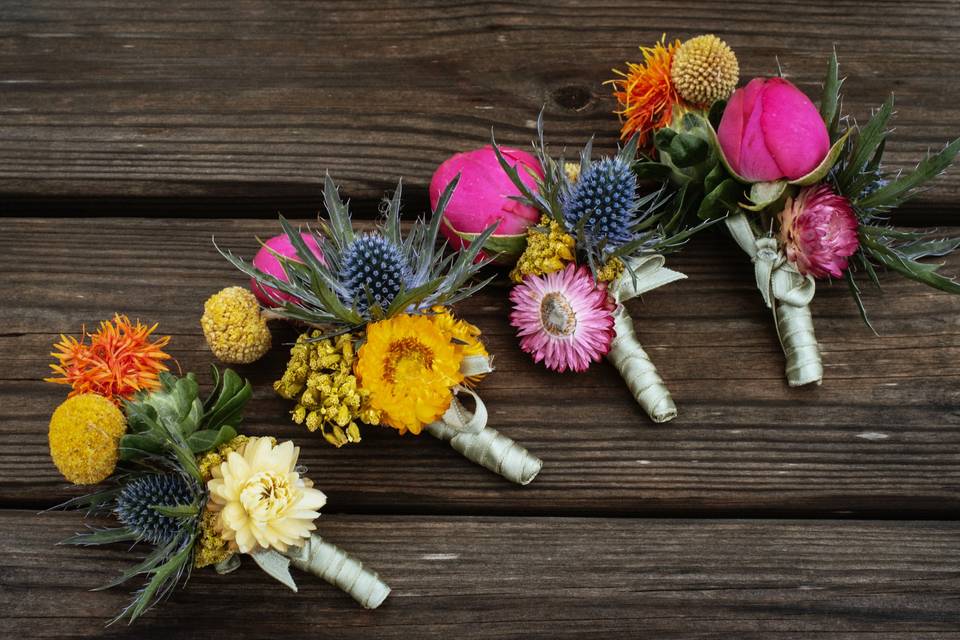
top-left (776, 299), bottom-right (823, 386)
top-left (285, 534), bottom-right (390, 609)
top-left (426, 421), bottom-right (542, 485)
top-left (607, 305), bottom-right (677, 423)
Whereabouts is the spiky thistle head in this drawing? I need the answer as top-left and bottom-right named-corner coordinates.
top-left (217, 173), bottom-right (497, 334)
top-left (339, 232), bottom-right (414, 315)
top-left (562, 155), bottom-right (639, 251)
top-left (114, 474), bottom-right (199, 546)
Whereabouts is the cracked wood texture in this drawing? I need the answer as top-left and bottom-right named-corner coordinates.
top-left (2, 1), bottom-right (960, 637)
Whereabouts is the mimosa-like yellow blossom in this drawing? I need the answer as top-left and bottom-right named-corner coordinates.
top-left (596, 257), bottom-right (625, 283)
top-left (563, 161), bottom-right (581, 184)
top-left (274, 332), bottom-right (380, 447)
top-left (48, 393), bottom-right (126, 485)
top-left (510, 216), bottom-right (576, 284)
top-left (194, 510), bottom-right (233, 569)
top-left (200, 287), bottom-right (272, 364)
top-left (207, 436), bottom-right (326, 554)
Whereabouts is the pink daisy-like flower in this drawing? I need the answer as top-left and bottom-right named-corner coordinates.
top-left (778, 184), bottom-right (860, 279)
top-left (509, 263), bottom-right (616, 373)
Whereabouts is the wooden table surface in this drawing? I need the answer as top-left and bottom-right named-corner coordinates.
top-left (2, 2), bottom-right (959, 638)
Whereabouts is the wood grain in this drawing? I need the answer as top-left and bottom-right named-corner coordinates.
top-left (3, 218), bottom-right (959, 515)
top-left (1, 0), bottom-right (958, 215)
top-left (2, 511), bottom-right (958, 639)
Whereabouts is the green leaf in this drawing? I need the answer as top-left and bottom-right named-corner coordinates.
top-left (697, 179), bottom-right (744, 219)
top-left (665, 132), bottom-right (709, 168)
top-left (863, 236), bottom-right (960, 296)
top-left (61, 527), bottom-right (139, 546)
top-left (632, 161), bottom-right (674, 181)
top-left (118, 433), bottom-right (164, 460)
top-left (151, 503), bottom-right (200, 519)
top-left (820, 51), bottom-right (842, 141)
top-left (844, 268), bottom-right (876, 334)
top-left (856, 138), bottom-right (960, 211)
top-left (186, 425), bottom-right (238, 454)
top-left (837, 96), bottom-right (894, 192)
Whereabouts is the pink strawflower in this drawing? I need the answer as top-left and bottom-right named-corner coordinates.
top-left (509, 264), bottom-right (616, 373)
top-left (778, 184), bottom-right (860, 279)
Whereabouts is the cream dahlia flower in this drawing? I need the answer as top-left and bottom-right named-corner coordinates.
top-left (207, 436), bottom-right (327, 554)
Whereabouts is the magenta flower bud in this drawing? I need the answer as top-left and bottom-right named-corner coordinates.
top-left (430, 146), bottom-right (544, 264)
top-left (778, 184), bottom-right (859, 279)
top-left (250, 232), bottom-right (324, 306)
top-left (717, 78), bottom-right (830, 183)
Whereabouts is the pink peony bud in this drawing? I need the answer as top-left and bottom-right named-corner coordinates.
top-left (717, 78), bottom-right (830, 183)
top-left (250, 232), bottom-right (324, 306)
top-left (778, 184), bottom-right (859, 279)
top-left (430, 146), bottom-right (544, 264)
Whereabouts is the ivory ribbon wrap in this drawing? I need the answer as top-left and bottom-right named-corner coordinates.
top-left (425, 355), bottom-right (543, 485)
top-left (251, 535), bottom-right (390, 609)
top-left (725, 213), bottom-right (823, 386)
top-left (606, 255), bottom-right (687, 423)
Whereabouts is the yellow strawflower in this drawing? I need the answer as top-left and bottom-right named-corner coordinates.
top-left (510, 216), bottom-right (576, 284)
top-left (671, 34), bottom-right (739, 107)
top-left (355, 314), bottom-right (463, 435)
top-left (48, 393), bottom-right (126, 485)
top-left (274, 332), bottom-right (379, 447)
top-left (200, 287), bottom-right (271, 364)
top-left (429, 306), bottom-right (491, 386)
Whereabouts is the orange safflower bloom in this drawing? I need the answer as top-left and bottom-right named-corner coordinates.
top-left (46, 314), bottom-right (172, 402)
top-left (609, 37), bottom-right (688, 149)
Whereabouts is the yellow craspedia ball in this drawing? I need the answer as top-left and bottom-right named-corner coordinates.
top-left (48, 393), bottom-right (126, 485)
top-left (671, 34), bottom-right (739, 107)
top-left (201, 286), bottom-right (272, 364)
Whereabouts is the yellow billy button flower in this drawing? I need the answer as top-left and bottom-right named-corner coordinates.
top-left (510, 216), bottom-right (576, 284)
top-left (670, 34), bottom-right (739, 107)
top-left (200, 287), bottom-right (272, 364)
top-left (207, 437), bottom-right (326, 554)
top-left (48, 393), bottom-right (126, 485)
top-left (355, 314), bottom-right (464, 435)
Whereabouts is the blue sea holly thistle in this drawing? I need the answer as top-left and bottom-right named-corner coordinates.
top-left (216, 173), bottom-right (497, 337)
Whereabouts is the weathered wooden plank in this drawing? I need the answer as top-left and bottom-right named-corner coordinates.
top-left (1, 511), bottom-right (958, 638)
top-left (1, 1), bottom-right (958, 213)
top-left (2, 218), bottom-right (959, 514)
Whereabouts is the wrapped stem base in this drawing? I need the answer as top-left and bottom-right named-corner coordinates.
top-left (284, 534), bottom-right (390, 609)
top-left (427, 420), bottom-right (542, 485)
top-left (725, 213), bottom-right (823, 387)
top-left (607, 305), bottom-right (676, 422)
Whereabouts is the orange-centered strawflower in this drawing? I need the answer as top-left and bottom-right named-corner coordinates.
top-left (46, 314), bottom-right (172, 402)
top-left (610, 36), bottom-right (687, 149)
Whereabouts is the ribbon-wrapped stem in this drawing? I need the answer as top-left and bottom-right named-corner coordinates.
top-left (606, 255), bottom-right (686, 422)
top-left (725, 213), bottom-right (823, 386)
top-left (426, 418), bottom-right (542, 485)
top-left (285, 534), bottom-right (390, 609)
top-left (250, 534), bottom-right (390, 609)
top-left (425, 373), bottom-right (542, 485)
